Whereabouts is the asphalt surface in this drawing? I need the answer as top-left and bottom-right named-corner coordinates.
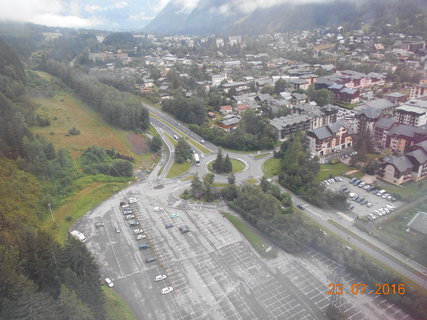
top-left (73, 180), bottom-right (415, 320)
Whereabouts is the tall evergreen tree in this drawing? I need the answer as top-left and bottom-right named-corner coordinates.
top-left (58, 285), bottom-right (95, 320)
top-left (1, 289), bottom-right (64, 320)
top-left (223, 154), bottom-right (232, 173)
top-left (212, 148), bottom-right (223, 173)
top-left (61, 238), bottom-right (105, 320)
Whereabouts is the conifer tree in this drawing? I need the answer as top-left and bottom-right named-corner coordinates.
top-left (223, 154), bottom-right (232, 173)
top-left (58, 285), bottom-right (95, 320)
top-left (213, 148), bottom-right (223, 173)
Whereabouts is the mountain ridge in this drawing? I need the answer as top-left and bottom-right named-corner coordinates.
top-left (145, 0), bottom-right (427, 35)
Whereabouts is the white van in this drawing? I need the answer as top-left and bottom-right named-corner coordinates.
top-left (70, 230), bottom-right (87, 243)
top-left (153, 207), bottom-right (163, 212)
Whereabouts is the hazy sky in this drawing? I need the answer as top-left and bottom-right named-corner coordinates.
top-left (0, 0), bottom-right (337, 29)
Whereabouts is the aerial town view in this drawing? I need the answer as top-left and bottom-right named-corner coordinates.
top-left (0, 0), bottom-right (426, 319)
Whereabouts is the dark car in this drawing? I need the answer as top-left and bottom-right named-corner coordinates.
top-left (349, 178), bottom-right (356, 184)
top-left (353, 180), bottom-right (361, 186)
top-left (296, 204), bottom-right (305, 210)
top-left (179, 225), bottom-right (190, 233)
top-left (146, 256), bottom-right (157, 263)
top-left (165, 223), bottom-right (174, 229)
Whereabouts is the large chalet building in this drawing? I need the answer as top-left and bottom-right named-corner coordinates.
top-left (306, 121), bottom-right (354, 156)
top-left (270, 103), bottom-right (338, 140)
top-left (379, 140), bottom-right (427, 185)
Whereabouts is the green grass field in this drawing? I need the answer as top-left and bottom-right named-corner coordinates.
top-left (222, 212), bottom-right (276, 258)
top-left (377, 179), bottom-right (427, 201)
top-left (254, 153), bottom-right (272, 159)
top-left (31, 71), bottom-right (159, 169)
top-left (263, 158), bottom-right (281, 178)
top-left (167, 161), bottom-right (192, 178)
top-left (314, 163), bottom-right (355, 183)
top-left (208, 158), bottom-right (245, 174)
top-left (103, 287), bottom-right (136, 320)
top-left (41, 176), bottom-right (131, 244)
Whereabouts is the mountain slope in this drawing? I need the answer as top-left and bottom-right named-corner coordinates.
top-left (145, 0), bottom-right (427, 35)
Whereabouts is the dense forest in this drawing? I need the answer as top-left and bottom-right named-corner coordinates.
top-left (0, 38), bottom-right (127, 319)
top-left (41, 60), bottom-right (149, 131)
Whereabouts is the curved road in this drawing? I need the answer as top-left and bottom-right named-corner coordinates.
top-left (144, 101), bottom-right (427, 289)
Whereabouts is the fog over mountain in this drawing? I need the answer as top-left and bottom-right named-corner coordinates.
top-left (144, 0), bottom-right (424, 35)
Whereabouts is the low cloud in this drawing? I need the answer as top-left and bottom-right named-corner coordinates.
top-left (130, 11), bottom-right (155, 21)
top-left (218, 0), bottom-right (335, 15)
top-left (0, 0), bottom-right (101, 27)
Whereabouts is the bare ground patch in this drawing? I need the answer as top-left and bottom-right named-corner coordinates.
top-left (127, 133), bottom-right (149, 154)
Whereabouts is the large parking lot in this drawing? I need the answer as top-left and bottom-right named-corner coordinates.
top-left (324, 176), bottom-right (403, 220)
top-left (72, 180), bottom-right (412, 320)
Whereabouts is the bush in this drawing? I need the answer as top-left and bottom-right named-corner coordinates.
top-left (68, 127), bottom-right (80, 135)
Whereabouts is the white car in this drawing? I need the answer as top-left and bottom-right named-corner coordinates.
top-left (161, 287), bottom-right (174, 295)
top-left (129, 197), bottom-right (138, 203)
top-left (136, 234), bottom-right (146, 240)
top-left (133, 229), bottom-right (143, 234)
top-left (125, 214), bottom-right (135, 220)
top-left (154, 275), bottom-right (167, 282)
top-left (105, 278), bottom-right (114, 287)
top-left (121, 203), bottom-right (129, 208)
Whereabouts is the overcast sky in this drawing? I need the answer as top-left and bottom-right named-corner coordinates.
top-left (0, 0), bottom-right (338, 29)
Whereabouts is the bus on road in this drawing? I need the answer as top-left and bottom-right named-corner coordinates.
top-left (194, 153), bottom-right (200, 165)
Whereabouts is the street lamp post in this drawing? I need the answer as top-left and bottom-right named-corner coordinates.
top-left (48, 203), bottom-right (54, 223)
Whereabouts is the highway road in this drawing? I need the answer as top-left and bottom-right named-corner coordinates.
top-left (143, 101), bottom-right (427, 289)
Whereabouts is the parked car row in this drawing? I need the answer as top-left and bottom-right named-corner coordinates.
top-left (368, 204), bottom-right (396, 220)
top-left (347, 191), bottom-right (372, 207)
top-left (340, 150), bottom-right (358, 160)
top-left (348, 178), bottom-right (396, 202)
top-left (121, 200), bottom-right (173, 295)
top-left (320, 176), bottom-right (343, 186)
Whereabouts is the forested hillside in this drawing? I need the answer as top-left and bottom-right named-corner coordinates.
top-left (0, 38), bottom-right (121, 319)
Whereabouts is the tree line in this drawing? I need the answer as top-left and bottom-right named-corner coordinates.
top-left (1, 230), bottom-right (107, 320)
top-left (276, 132), bottom-right (347, 210)
top-left (41, 59), bottom-right (149, 131)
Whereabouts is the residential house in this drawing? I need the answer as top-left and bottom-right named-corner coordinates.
top-left (300, 74), bottom-right (319, 85)
top-left (372, 117), bottom-right (396, 148)
top-left (337, 87), bottom-right (360, 104)
top-left (220, 105), bottom-right (233, 115)
top-left (385, 92), bottom-right (408, 104)
top-left (289, 78), bottom-right (309, 90)
top-left (212, 74), bottom-right (227, 87)
top-left (207, 112), bottom-right (217, 120)
top-left (218, 116), bottom-right (240, 131)
top-left (306, 121), bottom-right (355, 156)
top-left (236, 104), bottom-right (249, 114)
top-left (384, 124), bottom-right (427, 154)
top-left (379, 139), bottom-right (427, 184)
top-left (270, 114), bottom-right (311, 140)
top-left (409, 79), bottom-right (427, 98)
top-left (396, 105), bottom-right (427, 127)
top-left (355, 107), bottom-right (383, 133)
